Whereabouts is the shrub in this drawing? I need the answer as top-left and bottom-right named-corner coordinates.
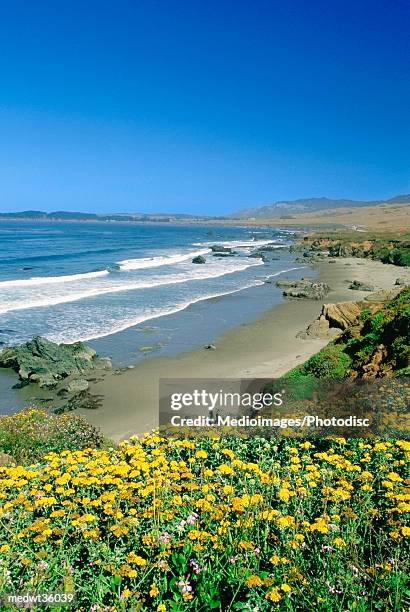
top-left (301, 343), bottom-right (352, 379)
top-left (0, 408), bottom-right (105, 464)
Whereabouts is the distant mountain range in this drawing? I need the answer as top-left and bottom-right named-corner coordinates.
top-left (0, 210), bottom-right (213, 222)
top-left (231, 194), bottom-right (410, 219)
top-left (0, 194), bottom-right (409, 222)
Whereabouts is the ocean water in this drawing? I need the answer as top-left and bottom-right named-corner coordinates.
top-left (0, 220), bottom-right (301, 351)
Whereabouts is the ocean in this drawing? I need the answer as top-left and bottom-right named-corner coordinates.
top-left (0, 220), bottom-right (310, 411)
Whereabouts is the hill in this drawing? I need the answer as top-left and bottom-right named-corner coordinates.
top-left (232, 194), bottom-right (410, 219)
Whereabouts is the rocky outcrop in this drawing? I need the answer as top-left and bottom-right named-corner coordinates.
top-left (299, 289), bottom-right (401, 340)
top-left (276, 278), bottom-right (331, 300)
top-left (291, 234), bottom-right (410, 267)
top-left (321, 302), bottom-right (363, 330)
top-left (349, 280), bottom-right (374, 291)
top-left (192, 255), bottom-right (206, 264)
top-left (0, 336), bottom-right (112, 388)
top-left (210, 245), bottom-right (232, 253)
top-left (361, 345), bottom-right (389, 379)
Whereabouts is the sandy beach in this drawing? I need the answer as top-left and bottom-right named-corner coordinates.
top-left (79, 257), bottom-right (409, 440)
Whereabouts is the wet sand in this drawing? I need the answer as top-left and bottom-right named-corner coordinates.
top-left (80, 258), bottom-right (409, 440)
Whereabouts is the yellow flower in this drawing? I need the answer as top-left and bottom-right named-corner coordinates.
top-left (401, 526), bottom-right (410, 537)
top-left (150, 583), bottom-right (159, 597)
top-left (218, 464), bottom-right (233, 476)
top-left (281, 583), bottom-right (291, 593)
top-left (0, 544), bottom-right (10, 553)
top-left (276, 515), bottom-right (294, 528)
top-left (246, 575), bottom-right (263, 587)
top-left (266, 587), bottom-right (282, 602)
top-left (277, 488), bottom-right (290, 502)
top-left (195, 450), bottom-right (208, 459)
top-left (157, 605), bottom-right (167, 612)
top-left (126, 552), bottom-right (147, 566)
top-left (333, 537), bottom-right (346, 548)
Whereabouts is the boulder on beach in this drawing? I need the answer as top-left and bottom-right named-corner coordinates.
top-left (210, 245), bottom-right (232, 253)
top-left (192, 255), bottom-right (206, 264)
top-left (204, 344), bottom-right (216, 350)
top-left (276, 278), bottom-right (331, 300)
top-left (0, 336), bottom-right (112, 388)
top-left (349, 280), bottom-right (374, 291)
top-left (61, 379), bottom-right (90, 394)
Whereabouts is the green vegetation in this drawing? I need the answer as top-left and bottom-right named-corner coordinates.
top-left (0, 408), bottom-right (105, 464)
top-left (284, 286), bottom-right (409, 383)
top-left (344, 286), bottom-right (410, 376)
top-left (0, 432), bottom-right (409, 610)
top-left (284, 343), bottom-right (352, 380)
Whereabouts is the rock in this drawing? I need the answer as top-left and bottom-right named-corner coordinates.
top-left (321, 302), bottom-right (363, 330)
top-left (0, 452), bottom-right (15, 467)
top-left (276, 280), bottom-right (299, 288)
top-left (277, 278), bottom-right (331, 300)
top-left (139, 346), bottom-right (154, 353)
top-left (204, 344), bottom-right (216, 350)
top-left (0, 336), bottom-right (111, 388)
top-left (61, 378), bottom-right (89, 393)
top-left (395, 277), bottom-right (406, 286)
top-left (249, 250), bottom-right (269, 262)
top-left (192, 255), bottom-right (206, 264)
top-left (362, 345), bottom-right (388, 379)
top-left (349, 280), bottom-right (374, 291)
top-left (302, 290), bottom-right (398, 340)
top-left (328, 259), bottom-right (336, 263)
top-left (363, 288), bottom-right (401, 303)
top-left (299, 317), bottom-right (331, 339)
top-left (95, 357), bottom-right (112, 370)
top-left (257, 244), bottom-right (278, 252)
top-left (213, 252), bottom-right (234, 257)
top-left (210, 245), bottom-right (232, 253)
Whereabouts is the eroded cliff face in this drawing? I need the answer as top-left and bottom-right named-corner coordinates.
top-left (295, 286), bottom-right (409, 379)
top-left (291, 233), bottom-right (410, 267)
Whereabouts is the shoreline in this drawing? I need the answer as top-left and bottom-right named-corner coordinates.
top-left (80, 257), bottom-right (409, 441)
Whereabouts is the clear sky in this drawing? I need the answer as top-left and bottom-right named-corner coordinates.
top-left (0, 0), bottom-right (409, 215)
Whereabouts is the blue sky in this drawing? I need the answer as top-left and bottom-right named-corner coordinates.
top-left (0, 0), bottom-right (409, 215)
